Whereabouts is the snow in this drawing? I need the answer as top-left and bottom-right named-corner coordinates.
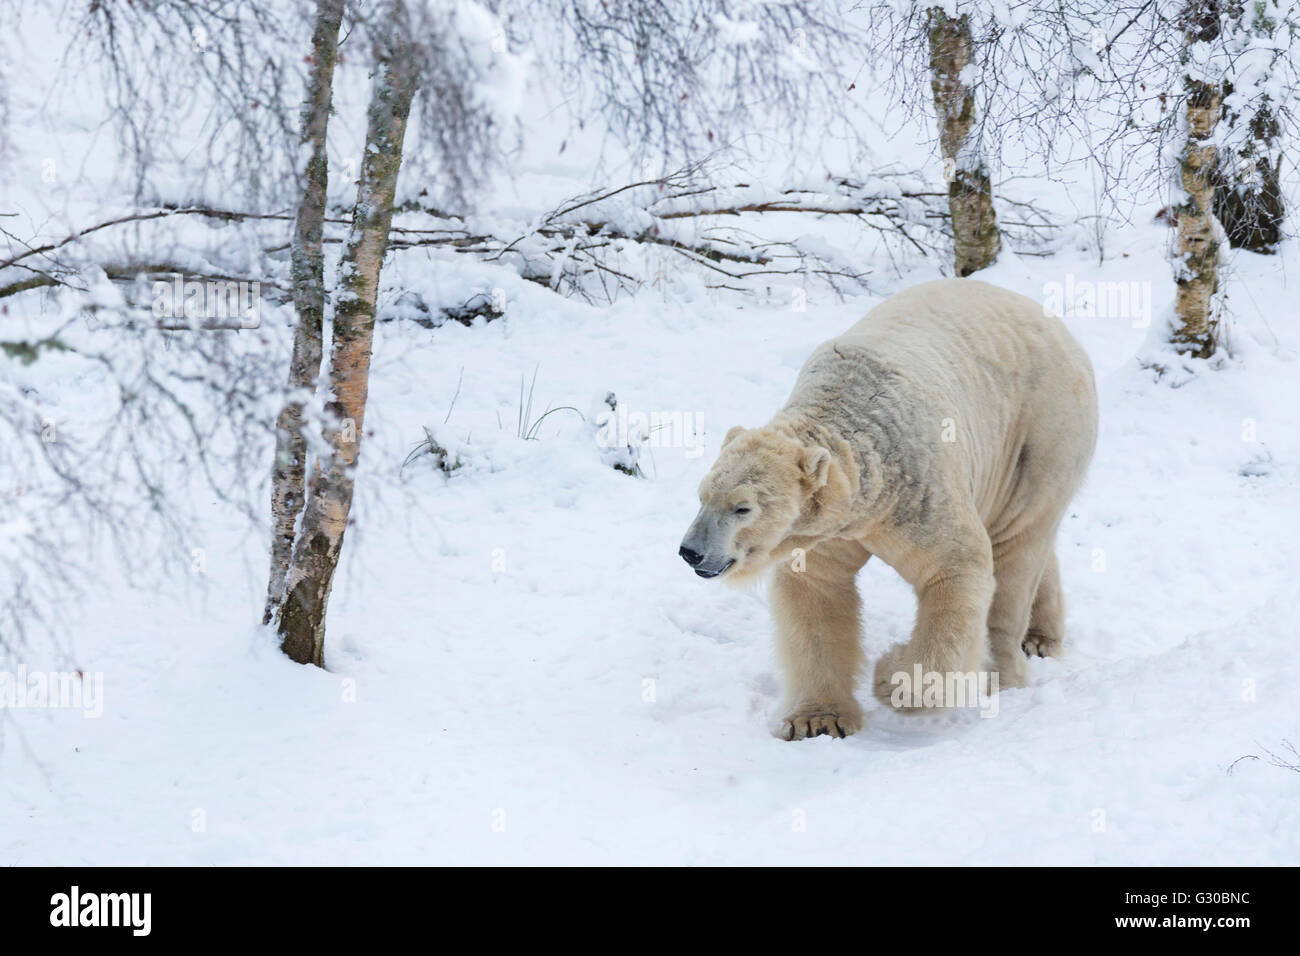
top-left (5, 221), bottom-right (1299, 864)
top-left (3, 3), bottom-right (1300, 866)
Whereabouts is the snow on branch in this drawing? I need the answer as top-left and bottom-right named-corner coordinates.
top-left (0, 167), bottom-right (1061, 318)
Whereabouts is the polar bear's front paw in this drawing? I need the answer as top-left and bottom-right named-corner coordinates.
top-left (1021, 627), bottom-right (1062, 659)
top-left (778, 703), bottom-right (862, 740)
top-left (872, 646), bottom-right (924, 711)
top-left (872, 645), bottom-right (960, 713)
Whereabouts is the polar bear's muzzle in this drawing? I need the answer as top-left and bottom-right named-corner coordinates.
top-left (679, 510), bottom-right (737, 578)
top-left (680, 549), bottom-right (735, 578)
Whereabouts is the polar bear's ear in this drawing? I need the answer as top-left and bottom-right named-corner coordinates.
top-left (722, 426), bottom-right (746, 448)
top-left (800, 446), bottom-right (832, 490)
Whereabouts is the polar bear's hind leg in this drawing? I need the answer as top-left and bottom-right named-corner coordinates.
top-left (1022, 550), bottom-right (1066, 659)
top-left (987, 527), bottom-right (1057, 688)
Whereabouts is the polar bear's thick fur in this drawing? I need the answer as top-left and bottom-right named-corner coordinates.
top-left (679, 279), bottom-right (1097, 739)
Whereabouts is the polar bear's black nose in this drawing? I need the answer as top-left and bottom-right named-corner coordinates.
top-left (679, 545), bottom-right (704, 567)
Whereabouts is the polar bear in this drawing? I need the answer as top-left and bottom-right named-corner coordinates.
top-left (679, 279), bottom-right (1097, 739)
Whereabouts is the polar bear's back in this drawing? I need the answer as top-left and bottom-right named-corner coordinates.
top-left (836, 279), bottom-right (1095, 420)
top-left (844, 279), bottom-right (1084, 367)
top-left (793, 278), bottom-right (1097, 531)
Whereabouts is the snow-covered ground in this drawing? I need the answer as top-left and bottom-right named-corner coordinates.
top-left (3, 7), bottom-right (1299, 866)
top-left (6, 226), bottom-right (1300, 865)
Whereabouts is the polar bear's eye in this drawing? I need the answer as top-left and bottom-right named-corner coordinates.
top-left (734, 506), bottom-right (751, 516)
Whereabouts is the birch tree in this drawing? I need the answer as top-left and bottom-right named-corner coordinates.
top-left (1171, 0), bottom-right (1227, 358)
top-left (265, 0), bottom-right (346, 624)
top-left (927, 6), bottom-right (999, 275)
top-left (274, 0), bottom-right (419, 666)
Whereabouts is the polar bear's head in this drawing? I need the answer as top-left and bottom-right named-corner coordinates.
top-left (679, 424), bottom-right (848, 584)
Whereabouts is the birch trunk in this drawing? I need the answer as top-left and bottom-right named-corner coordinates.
top-left (265, 0), bottom-right (345, 624)
top-left (927, 8), bottom-right (1000, 277)
top-left (276, 4), bottom-right (419, 666)
top-left (1172, 0), bottom-right (1224, 358)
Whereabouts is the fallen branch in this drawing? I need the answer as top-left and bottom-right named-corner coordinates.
top-left (1, 167), bottom-right (1063, 314)
top-left (1, 264), bottom-right (289, 303)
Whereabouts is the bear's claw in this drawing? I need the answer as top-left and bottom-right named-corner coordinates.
top-left (1021, 627), bottom-right (1062, 659)
top-left (779, 709), bottom-right (860, 741)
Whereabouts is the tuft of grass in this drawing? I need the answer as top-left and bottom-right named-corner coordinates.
top-left (511, 363), bottom-right (582, 440)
